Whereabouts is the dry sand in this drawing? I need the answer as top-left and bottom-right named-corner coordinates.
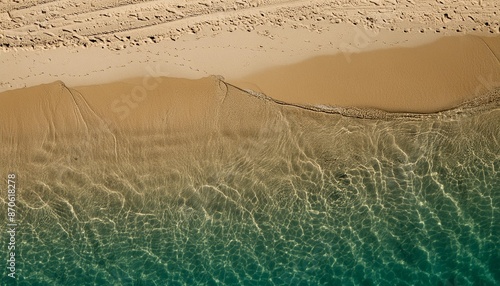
top-left (1, 0), bottom-right (500, 112)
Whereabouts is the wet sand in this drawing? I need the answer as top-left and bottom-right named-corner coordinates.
top-left (231, 35), bottom-right (500, 112)
top-left (1, 74), bottom-right (499, 154)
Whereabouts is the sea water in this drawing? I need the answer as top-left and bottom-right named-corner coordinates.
top-left (1, 85), bottom-right (499, 285)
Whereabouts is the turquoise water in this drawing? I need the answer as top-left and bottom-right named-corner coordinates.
top-left (1, 86), bottom-right (499, 285)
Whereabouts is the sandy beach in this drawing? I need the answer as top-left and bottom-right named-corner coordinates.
top-left (1, 0), bottom-right (499, 112)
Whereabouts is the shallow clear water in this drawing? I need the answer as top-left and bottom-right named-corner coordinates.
top-left (1, 88), bottom-right (499, 285)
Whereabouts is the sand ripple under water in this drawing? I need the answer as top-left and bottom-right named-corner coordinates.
top-left (0, 78), bottom-right (499, 285)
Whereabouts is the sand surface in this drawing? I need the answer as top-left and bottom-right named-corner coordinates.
top-left (1, 75), bottom-right (499, 148)
top-left (1, 0), bottom-right (499, 113)
top-left (232, 35), bottom-right (500, 112)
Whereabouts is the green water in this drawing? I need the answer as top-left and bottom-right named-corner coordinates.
top-left (1, 89), bottom-right (499, 285)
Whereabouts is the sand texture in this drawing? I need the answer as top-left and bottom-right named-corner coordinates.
top-left (1, 0), bottom-right (499, 49)
top-left (1, 0), bottom-right (499, 95)
top-left (1, 76), bottom-right (499, 151)
top-left (232, 35), bottom-right (500, 112)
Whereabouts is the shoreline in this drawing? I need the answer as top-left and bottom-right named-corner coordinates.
top-left (226, 80), bottom-right (500, 119)
top-left (0, 75), bottom-right (498, 139)
top-left (1, 33), bottom-right (498, 113)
